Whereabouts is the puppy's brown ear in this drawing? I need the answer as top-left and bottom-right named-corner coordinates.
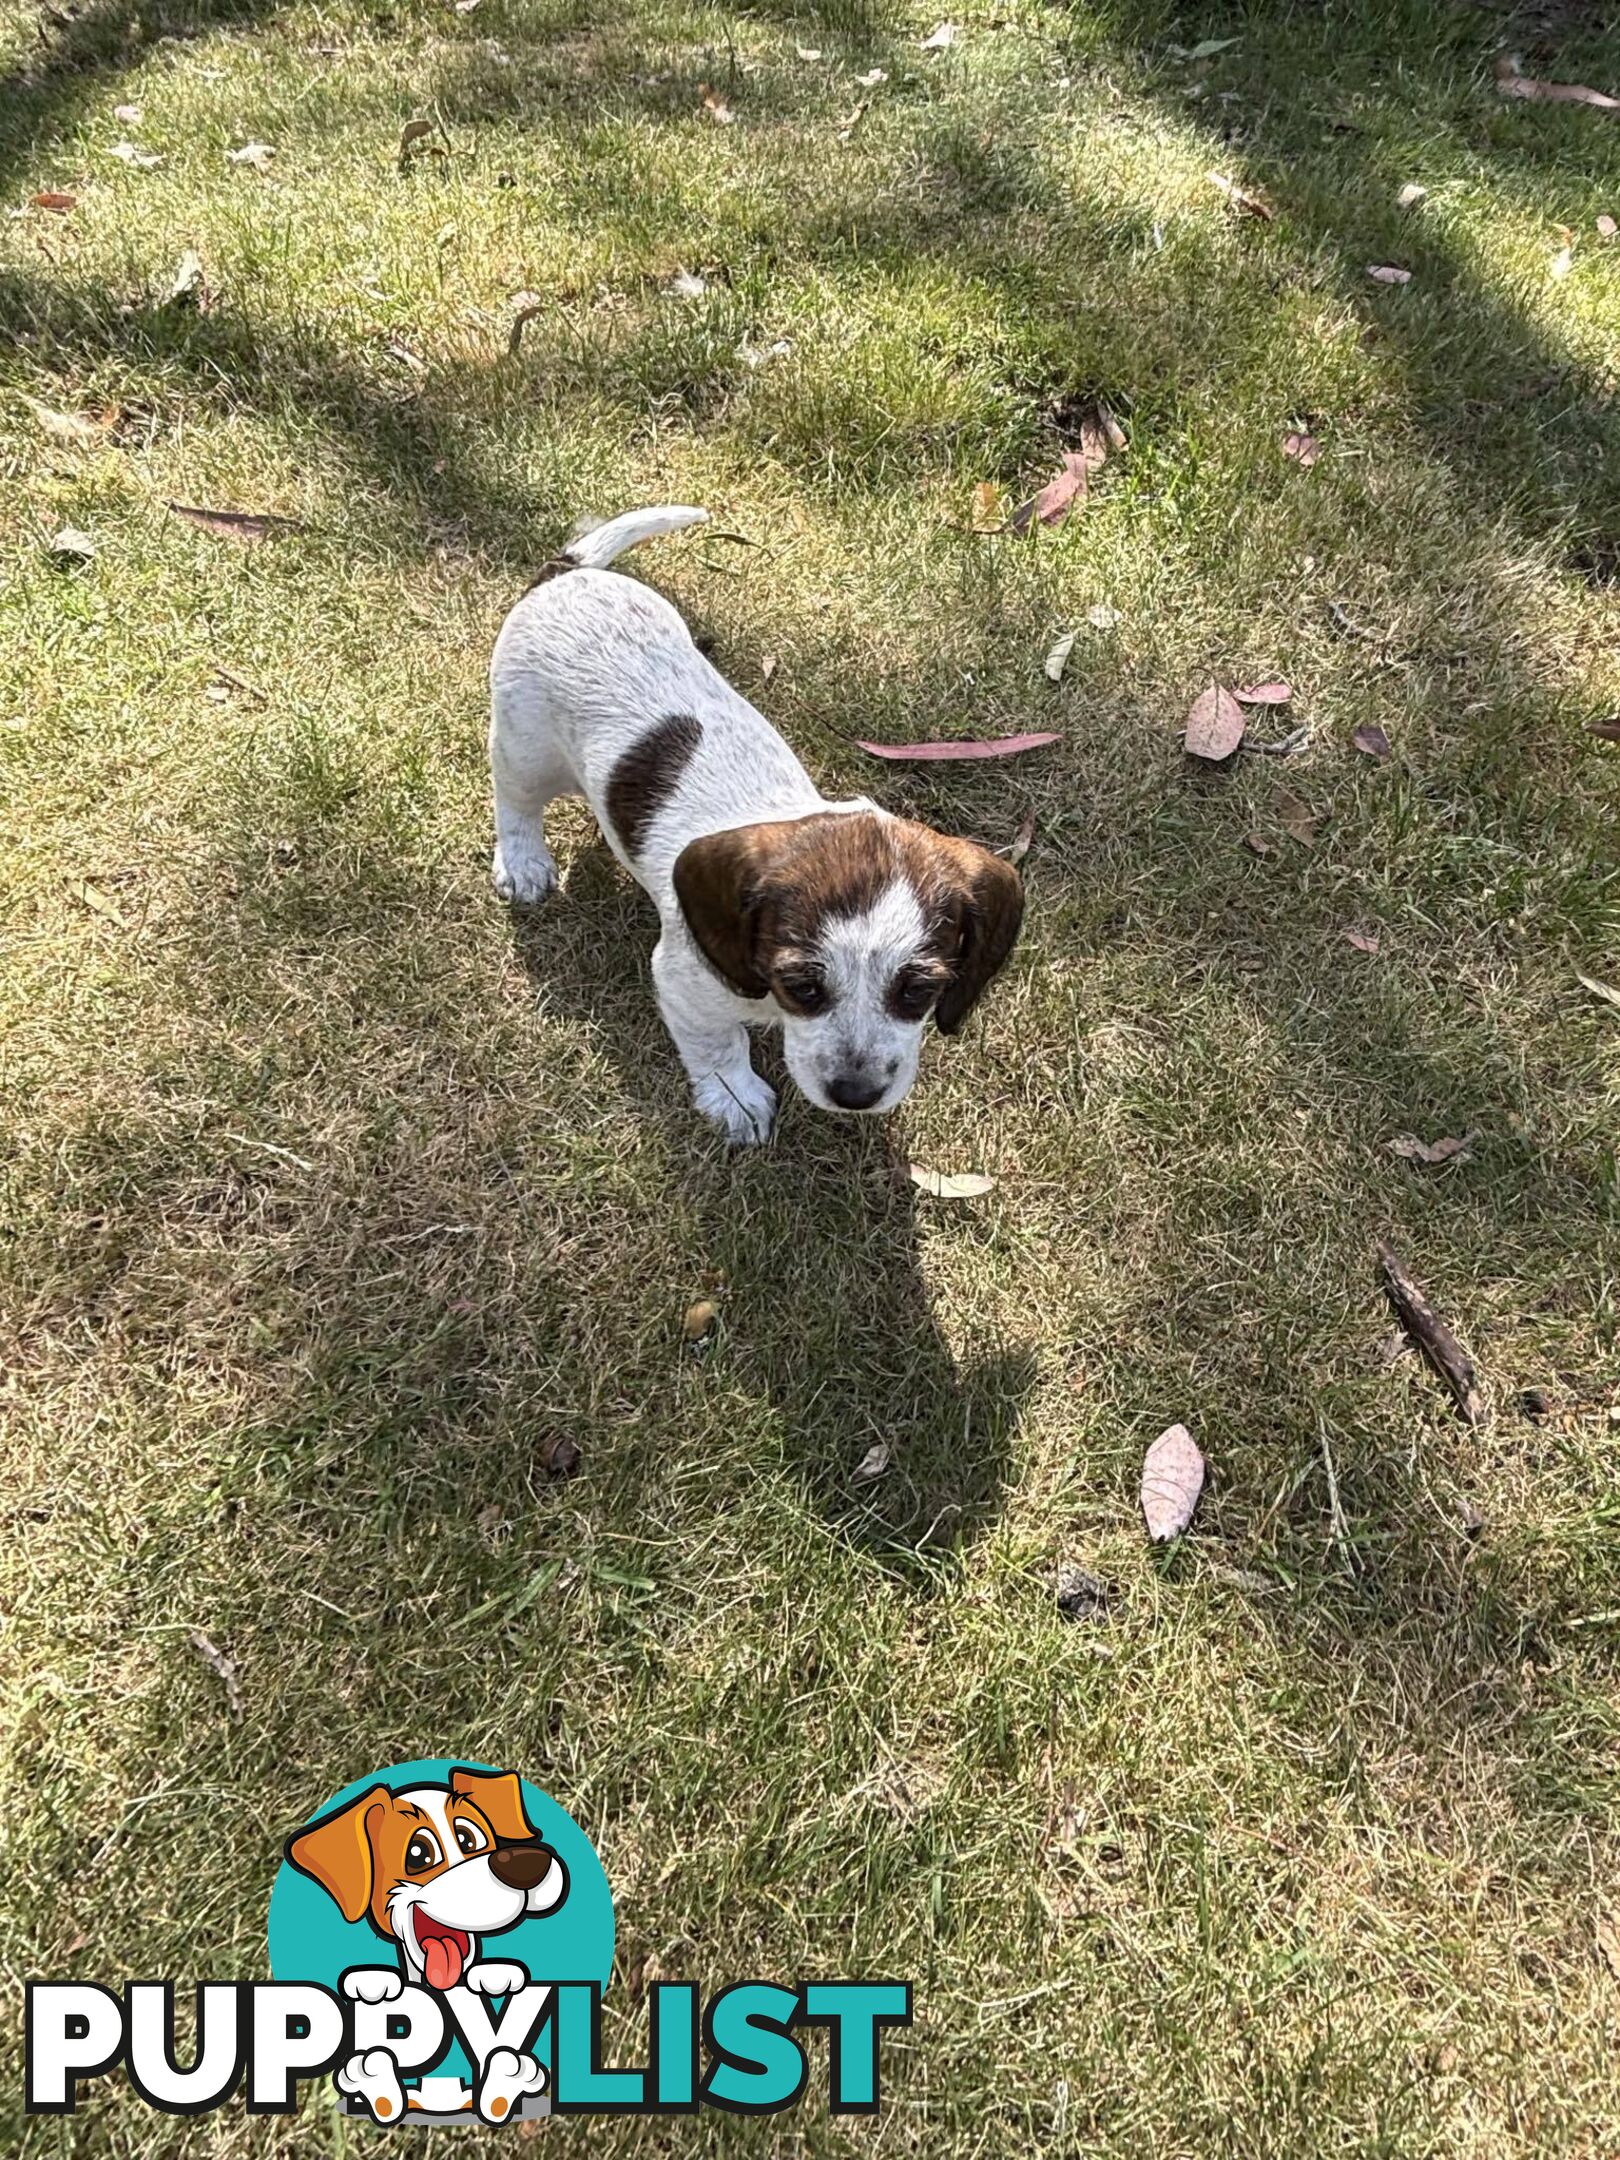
top-left (933, 839), bottom-right (1024, 1037)
top-left (287, 1786), bottom-right (389, 1923)
top-left (672, 824), bottom-right (782, 999)
top-left (451, 1767), bottom-right (537, 1844)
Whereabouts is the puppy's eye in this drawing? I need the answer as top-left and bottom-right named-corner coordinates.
top-left (453, 1818), bottom-right (489, 1857)
top-left (778, 972), bottom-right (828, 1015)
top-left (888, 969), bottom-right (938, 1021)
top-left (404, 1830), bottom-right (443, 1875)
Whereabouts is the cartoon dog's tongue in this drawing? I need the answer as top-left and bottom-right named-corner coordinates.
top-left (416, 1915), bottom-right (469, 1991)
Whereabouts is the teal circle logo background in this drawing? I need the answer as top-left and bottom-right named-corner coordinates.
top-left (267, 1758), bottom-right (614, 1991)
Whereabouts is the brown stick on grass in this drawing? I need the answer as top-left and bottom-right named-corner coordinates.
top-left (1376, 1240), bottom-right (1487, 1424)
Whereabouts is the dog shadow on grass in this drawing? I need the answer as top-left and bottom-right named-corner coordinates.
top-left (506, 836), bottom-right (1035, 1578)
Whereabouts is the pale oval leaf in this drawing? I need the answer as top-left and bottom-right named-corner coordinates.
top-left (1044, 630), bottom-right (1076, 682)
top-left (1141, 1423), bottom-right (1205, 1541)
top-left (1184, 684), bottom-right (1246, 761)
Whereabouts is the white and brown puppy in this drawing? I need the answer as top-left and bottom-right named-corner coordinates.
top-left (489, 506), bottom-right (1024, 1144)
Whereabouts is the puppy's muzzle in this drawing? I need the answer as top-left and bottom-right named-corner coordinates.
top-left (488, 1839), bottom-right (558, 1892)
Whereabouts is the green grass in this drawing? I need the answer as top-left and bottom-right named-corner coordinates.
top-left (3, 0), bottom-right (1620, 2150)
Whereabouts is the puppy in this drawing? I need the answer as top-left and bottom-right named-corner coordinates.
top-left (489, 506), bottom-right (1024, 1144)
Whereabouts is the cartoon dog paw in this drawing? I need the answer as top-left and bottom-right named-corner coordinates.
top-left (463, 1959), bottom-right (527, 1997)
top-left (342, 1967), bottom-right (404, 2005)
top-left (336, 2046), bottom-right (407, 2124)
top-left (476, 2046), bottom-right (547, 2124)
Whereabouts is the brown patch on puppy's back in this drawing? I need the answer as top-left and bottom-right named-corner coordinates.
top-left (606, 713), bottom-right (704, 860)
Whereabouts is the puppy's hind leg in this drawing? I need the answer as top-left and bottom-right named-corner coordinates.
top-left (489, 683), bottom-right (578, 907)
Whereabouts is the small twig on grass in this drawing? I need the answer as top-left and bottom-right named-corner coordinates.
top-left (186, 1628), bottom-right (244, 1720)
top-left (223, 1132), bottom-right (317, 1172)
top-left (1242, 725), bottom-right (1312, 758)
top-left (1317, 1415), bottom-right (1357, 1569)
top-left (1376, 1239), bottom-right (1487, 1424)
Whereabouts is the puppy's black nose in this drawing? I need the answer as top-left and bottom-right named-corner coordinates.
top-left (489, 1841), bottom-right (555, 1891)
top-left (828, 1073), bottom-right (885, 1111)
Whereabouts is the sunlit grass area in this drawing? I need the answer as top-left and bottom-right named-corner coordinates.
top-left (3, 0), bottom-right (1619, 2151)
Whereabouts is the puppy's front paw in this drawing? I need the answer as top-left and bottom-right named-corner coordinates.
top-left (492, 839), bottom-right (558, 907)
top-left (694, 1069), bottom-right (777, 1146)
top-left (462, 1959), bottom-right (526, 1998)
top-left (342, 1967), bottom-right (404, 2005)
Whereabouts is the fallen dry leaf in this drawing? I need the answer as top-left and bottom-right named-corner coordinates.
top-left (1087, 602), bottom-right (1121, 628)
top-left (187, 1628), bottom-right (244, 1719)
top-left (681, 1298), bottom-right (719, 1342)
top-left (760, 654), bottom-right (778, 683)
top-left (1044, 630), bottom-right (1076, 682)
top-left (1184, 684), bottom-right (1246, 762)
top-left (856, 731), bottom-right (1058, 762)
top-left (167, 248), bottom-right (208, 307)
top-left (1243, 830), bottom-right (1272, 855)
top-left (1141, 1423), bottom-right (1205, 1541)
top-left (227, 140), bottom-right (275, 168)
top-left (1597, 1909), bottom-right (1620, 1983)
top-left (1282, 429), bottom-right (1320, 467)
top-left (795, 44), bottom-right (822, 60)
top-left (19, 395), bottom-right (111, 445)
top-left (1397, 181), bottom-right (1427, 208)
top-left (919, 21), bottom-right (955, 51)
top-left (1277, 789), bottom-right (1319, 844)
top-left (1233, 679), bottom-right (1292, 705)
top-left (74, 878), bottom-right (129, 926)
top-left (1575, 969), bottom-right (1620, 1010)
top-left (969, 479), bottom-right (1004, 533)
top-left (169, 503), bottom-right (300, 544)
top-left (1366, 263), bottom-right (1412, 284)
top-left (1006, 808), bottom-right (1036, 866)
top-left (667, 269), bottom-right (707, 299)
top-left (1055, 1561), bottom-right (1110, 1622)
top-left (114, 102), bottom-right (142, 123)
top-left (1496, 55), bottom-right (1619, 110)
top-left (854, 66), bottom-right (888, 87)
top-left (1390, 1132), bottom-right (1477, 1166)
top-left (33, 190), bottom-right (77, 212)
top-left (398, 117), bottom-right (436, 163)
top-left (909, 1165), bottom-right (995, 1199)
top-left (538, 1434), bottom-right (580, 1476)
top-left (1589, 717), bottom-right (1620, 741)
top-left (109, 140), bottom-right (162, 168)
top-left (1550, 244), bottom-right (1575, 280)
top-left (1351, 722), bottom-right (1392, 760)
top-left (48, 527), bottom-right (96, 565)
top-left (852, 1442), bottom-right (891, 1483)
top-left (1343, 928), bottom-right (1380, 954)
top-left (1009, 451), bottom-right (1089, 534)
top-left (700, 84), bottom-right (736, 124)
top-left (1598, 214), bottom-right (1618, 239)
top-left (1207, 169), bottom-right (1273, 220)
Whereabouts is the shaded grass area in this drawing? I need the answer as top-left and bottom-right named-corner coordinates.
top-left (2, 0), bottom-right (1619, 2151)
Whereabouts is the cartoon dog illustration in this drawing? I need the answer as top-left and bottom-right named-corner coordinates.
top-left (288, 1766), bottom-right (567, 2123)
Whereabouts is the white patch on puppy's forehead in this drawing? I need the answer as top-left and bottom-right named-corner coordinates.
top-left (819, 877), bottom-right (926, 993)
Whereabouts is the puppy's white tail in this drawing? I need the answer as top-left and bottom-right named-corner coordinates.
top-left (563, 504), bottom-right (709, 570)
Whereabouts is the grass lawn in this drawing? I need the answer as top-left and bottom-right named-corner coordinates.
top-left (4, 0), bottom-right (1620, 2148)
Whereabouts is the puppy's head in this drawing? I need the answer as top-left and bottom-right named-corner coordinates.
top-left (673, 811), bottom-right (1023, 1117)
top-left (287, 1768), bottom-right (566, 1989)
